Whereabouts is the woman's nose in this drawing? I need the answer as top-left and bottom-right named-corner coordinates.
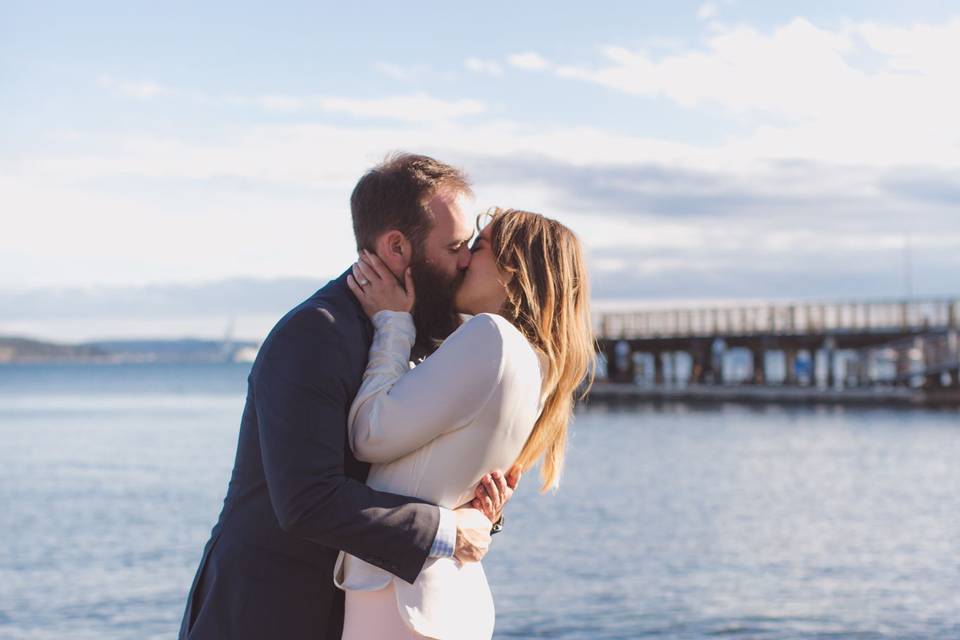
top-left (457, 245), bottom-right (472, 270)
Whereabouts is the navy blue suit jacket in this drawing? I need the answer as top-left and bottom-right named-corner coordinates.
top-left (179, 272), bottom-right (440, 640)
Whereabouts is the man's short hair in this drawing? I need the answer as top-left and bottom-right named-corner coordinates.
top-left (350, 153), bottom-right (472, 253)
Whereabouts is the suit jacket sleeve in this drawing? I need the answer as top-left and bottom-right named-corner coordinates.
top-left (253, 306), bottom-right (439, 584)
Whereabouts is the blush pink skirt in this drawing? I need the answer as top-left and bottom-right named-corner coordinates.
top-left (341, 582), bottom-right (431, 640)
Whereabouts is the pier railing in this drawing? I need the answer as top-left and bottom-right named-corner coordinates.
top-left (595, 298), bottom-right (960, 340)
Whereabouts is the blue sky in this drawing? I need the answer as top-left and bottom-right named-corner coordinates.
top-left (3, 1), bottom-right (959, 339)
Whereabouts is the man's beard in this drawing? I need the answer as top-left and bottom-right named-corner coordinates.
top-left (409, 257), bottom-right (463, 361)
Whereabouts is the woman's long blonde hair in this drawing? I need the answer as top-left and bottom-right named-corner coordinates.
top-left (485, 208), bottom-right (596, 492)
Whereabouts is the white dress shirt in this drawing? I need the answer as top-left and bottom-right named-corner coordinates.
top-left (334, 311), bottom-right (546, 639)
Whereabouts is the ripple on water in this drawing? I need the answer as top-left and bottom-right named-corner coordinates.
top-left (2, 365), bottom-right (959, 639)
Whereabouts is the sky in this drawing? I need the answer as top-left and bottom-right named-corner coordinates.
top-left (3, 1), bottom-right (959, 340)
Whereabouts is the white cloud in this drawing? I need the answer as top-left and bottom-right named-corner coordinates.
top-left (696, 2), bottom-right (718, 21)
top-left (315, 95), bottom-right (486, 122)
top-left (251, 95), bottom-right (307, 112)
top-left (208, 93), bottom-right (489, 123)
top-left (465, 57), bottom-right (503, 76)
top-left (551, 17), bottom-right (960, 167)
top-left (507, 52), bottom-right (550, 71)
top-left (7, 111), bottom-right (957, 296)
top-left (557, 19), bottom-right (857, 115)
top-left (97, 75), bottom-right (171, 99)
top-left (856, 19), bottom-right (960, 76)
top-left (98, 78), bottom-right (487, 123)
top-left (372, 62), bottom-right (432, 81)
top-left (372, 62), bottom-right (457, 83)
top-left (18, 17), bottom-right (960, 299)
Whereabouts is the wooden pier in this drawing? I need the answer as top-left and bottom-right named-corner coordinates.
top-left (590, 298), bottom-right (960, 406)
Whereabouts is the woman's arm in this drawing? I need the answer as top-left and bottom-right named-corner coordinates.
top-left (348, 312), bottom-right (506, 464)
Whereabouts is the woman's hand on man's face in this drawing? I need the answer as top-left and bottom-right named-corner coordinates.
top-left (346, 250), bottom-right (416, 318)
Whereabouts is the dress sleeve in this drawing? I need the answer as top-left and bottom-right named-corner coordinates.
top-left (348, 311), bottom-right (505, 463)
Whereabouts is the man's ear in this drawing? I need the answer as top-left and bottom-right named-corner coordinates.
top-left (373, 230), bottom-right (412, 279)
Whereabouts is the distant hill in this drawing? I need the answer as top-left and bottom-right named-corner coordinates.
top-left (87, 338), bottom-right (259, 363)
top-left (0, 336), bottom-right (259, 364)
top-left (0, 337), bottom-right (108, 363)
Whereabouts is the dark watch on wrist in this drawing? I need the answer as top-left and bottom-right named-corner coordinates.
top-left (491, 514), bottom-right (504, 535)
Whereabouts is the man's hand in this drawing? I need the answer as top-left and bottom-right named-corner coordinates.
top-left (453, 508), bottom-right (492, 564)
top-left (470, 464), bottom-right (522, 523)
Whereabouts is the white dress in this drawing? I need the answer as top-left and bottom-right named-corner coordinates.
top-left (335, 311), bottom-right (546, 640)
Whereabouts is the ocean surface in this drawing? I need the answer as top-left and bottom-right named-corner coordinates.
top-left (1, 363), bottom-right (959, 639)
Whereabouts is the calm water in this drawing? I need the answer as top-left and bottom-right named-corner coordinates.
top-left (1, 363), bottom-right (959, 639)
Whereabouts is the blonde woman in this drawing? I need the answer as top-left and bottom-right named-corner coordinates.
top-left (338, 208), bottom-right (595, 639)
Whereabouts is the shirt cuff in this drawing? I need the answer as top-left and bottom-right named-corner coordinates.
top-left (428, 506), bottom-right (457, 558)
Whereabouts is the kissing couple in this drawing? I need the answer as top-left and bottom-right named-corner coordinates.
top-left (179, 153), bottom-right (594, 639)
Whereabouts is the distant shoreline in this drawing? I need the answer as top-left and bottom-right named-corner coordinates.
top-left (0, 335), bottom-right (259, 365)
